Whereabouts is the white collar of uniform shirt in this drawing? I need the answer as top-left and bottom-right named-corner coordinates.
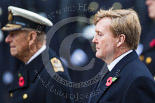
top-left (107, 50), bottom-right (133, 72)
top-left (26, 45), bottom-right (46, 65)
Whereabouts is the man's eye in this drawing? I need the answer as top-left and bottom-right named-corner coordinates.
top-left (10, 33), bottom-right (15, 36)
top-left (10, 32), bottom-right (17, 37)
top-left (98, 33), bottom-right (102, 36)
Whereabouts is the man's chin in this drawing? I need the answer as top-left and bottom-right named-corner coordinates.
top-left (96, 53), bottom-right (102, 59)
top-left (10, 51), bottom-right (17, 57)
top-left (149, 13), bottom-right (155, 19)
top-left (11, 54), bottom-right (16, 57)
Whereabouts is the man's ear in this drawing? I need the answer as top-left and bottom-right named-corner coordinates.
top-left (117, 34), bottom-right (126, 47)
top-left (27, 31), bottom-right (37, 45)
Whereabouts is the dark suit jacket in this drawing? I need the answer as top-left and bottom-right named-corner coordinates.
top-left (8, 48), bottom-right (73, 103)
top-left (89, 50), bottom-right (155, 103)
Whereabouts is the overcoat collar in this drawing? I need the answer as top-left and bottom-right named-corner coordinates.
top-left (8, 48), bottom-right (54, 91)
top-left (91, 50), bottom-right (138, 103)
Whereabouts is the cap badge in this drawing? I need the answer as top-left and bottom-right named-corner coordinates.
top-left (8, 11), bottom-right (13, 21)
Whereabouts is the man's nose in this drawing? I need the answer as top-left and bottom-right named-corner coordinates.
top-left (92, 35), bottom-right (98, 44)
top-left (5, 34), bottom-right (12, 43)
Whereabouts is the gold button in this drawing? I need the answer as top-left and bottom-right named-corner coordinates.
top-left (145, 57), bottom-right (152, 64)
top-left (139, 55), bottom-right (144, 61)
top-left (23, 93), bottom-right (28, 100)
top-left (10, 92), bottom-right (13, 97)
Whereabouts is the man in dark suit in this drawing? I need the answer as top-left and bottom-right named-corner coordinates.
top-left (139, 0), bottom-right (155, 80)
top-left (89, 8), bottom-right (155, 103)
top-left (1, 6), bottom-right (72, 103)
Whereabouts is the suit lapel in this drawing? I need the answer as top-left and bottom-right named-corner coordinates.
top-left (96, 50), bottom-right (138, 102)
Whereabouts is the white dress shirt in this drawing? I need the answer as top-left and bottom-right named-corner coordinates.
top-left (26, 45), bottom-right (46, 64)
top-left (107, 50), bottom-right (133, 71)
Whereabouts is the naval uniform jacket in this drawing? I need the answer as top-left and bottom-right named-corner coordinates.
top-left (89, 50), bottom-right (155, 103)
top-left (8, 49), bottom-right (73, 103)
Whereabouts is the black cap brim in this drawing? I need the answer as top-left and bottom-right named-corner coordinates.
top-left (1, 23), bottom-right (22, 31)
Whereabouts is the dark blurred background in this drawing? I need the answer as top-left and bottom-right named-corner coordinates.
top-left (0, 0), bottom-right (153, 103)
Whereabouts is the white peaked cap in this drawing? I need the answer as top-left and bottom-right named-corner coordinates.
top-left (1, 6), bottom-right (53, 31)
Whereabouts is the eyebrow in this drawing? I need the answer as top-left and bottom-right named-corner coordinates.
top-left (95, 30), bottom-right (102, 34)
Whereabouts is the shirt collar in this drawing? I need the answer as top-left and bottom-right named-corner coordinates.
top-left (26, 45), bottom-right (46, 64)
top-left (107, 50), bottom-right (133, 72)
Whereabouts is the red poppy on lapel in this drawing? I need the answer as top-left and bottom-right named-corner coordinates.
top-left (106, 77), bottom-right (117, 86)
top-left (106, 77), bottom-right (112, 86)
top-left (149, 39), bottom-right (155, 48)
top-left (18, 73), bottom-right (25, 87)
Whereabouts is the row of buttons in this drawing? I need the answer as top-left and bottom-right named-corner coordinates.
top-left (10, 92), bottom-right (28, 100)
top-left (139, 55), bottom-right (152, 64)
